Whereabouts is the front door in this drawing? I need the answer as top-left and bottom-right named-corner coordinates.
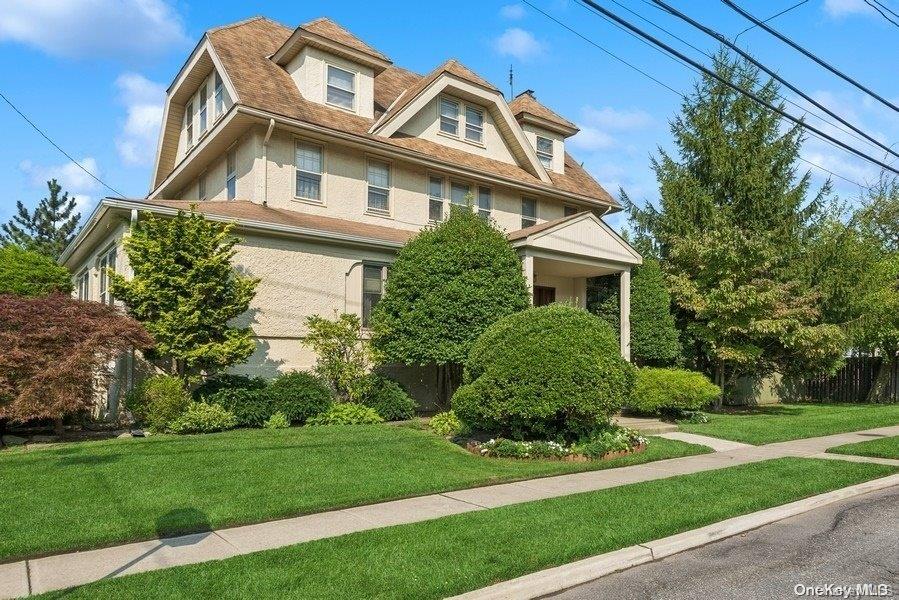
top-left (534, 286), bottom-right (556, 306)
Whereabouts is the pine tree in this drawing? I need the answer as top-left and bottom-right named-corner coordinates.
top-left (1, 179), bottom-right (81, 259)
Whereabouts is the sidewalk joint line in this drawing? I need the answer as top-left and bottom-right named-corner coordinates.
top-left (438, 493), bottom-right (490, 510)
top-left (25, 559), bottom-right (31, 596)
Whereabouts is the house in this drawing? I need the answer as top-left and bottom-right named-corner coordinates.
top-left (60, 16), bottom-right (642, 413)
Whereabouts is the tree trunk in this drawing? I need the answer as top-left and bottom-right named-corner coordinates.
top-left (436, 363), bottom-right (463, 411)
top-left (866, 358), bottom-right (894, 403)
top-left (713, 361), bottom-right (725, 410)
top-left (53, 417), bottom-right (65, 439)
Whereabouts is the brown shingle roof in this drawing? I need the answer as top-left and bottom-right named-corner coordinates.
top-left (509, 91), bottom-right (578, 133)
top-left (300, 17), bottom-right (390, 62)
top-left (202, 18), bottom-right (615, 207)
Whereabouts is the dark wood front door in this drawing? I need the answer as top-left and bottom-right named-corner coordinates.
top-left (534, 286), bottom-right (556, 306)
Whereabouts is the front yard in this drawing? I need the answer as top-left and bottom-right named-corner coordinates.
top-left (0, 424), bottom-right (706, 561)
top-left (678, 403), bottom-right (899, 445)
top-left (828, 435), bottom-right (899, 459)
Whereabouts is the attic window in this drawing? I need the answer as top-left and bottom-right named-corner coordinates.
top-left (439, 98), bottom-right (459, 135)
top-left (185, 101), bottom-right (193, 147)
top-left (536, 136), bottom-right (553, 168)
top-left (465, 107), bottom-right (484, 143)
top-left (214, 72), bottom-right (224, 118)
top-left (326, 65), bottom-right (355, 111)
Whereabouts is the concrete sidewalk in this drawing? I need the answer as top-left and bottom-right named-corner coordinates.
top-left (4, 425), bottom-right (898, 598)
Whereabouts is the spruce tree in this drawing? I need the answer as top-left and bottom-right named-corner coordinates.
top-left (630, 258), bottom-right (680, 367)
top-left (1, 179), bottom-right (81, 259)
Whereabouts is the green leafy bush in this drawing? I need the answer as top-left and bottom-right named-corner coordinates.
top-left (263, 411), bottom-right (290, 429)
top-left (194, 375), bottom-right (269, 427)
top-left (125, 375), bottom-right (191, 432)
top-left (267, 371), bottom-right (333, 424)
top-left (352, 374), bottom-right (417, 421)
top-left (0, 246), bottom-right (72, 297)
top-left (573, 426), bottom-right (646, 458)
top-left (429, 410), bottom-right (462, 437)
top-left (307, 402), bottom-right (384, 426)
top-left (630, 258), bottom-right (681, 367)
top-left (629, 367), bottom-right (721, 416)
top-left (167, 402), bottom-right (238, 434)
top-left (304, 313), bottom-right (371, 401)
top-left (477, 439), bottom-right (570, 459)
top-left (452, 304), bottom-right (635, 442)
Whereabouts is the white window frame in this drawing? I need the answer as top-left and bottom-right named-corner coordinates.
top-left (214, 72), bottom-right (224, 119)
top-left (366, 158), bottom-right (391, 215)
top-left (521, 197), bottom-right (537, 229)
top-left (361, 262), bottom-right (388, 328)
top-left (198, 83), bottom-right (208, 136)
top-left (439, 97), bottom-right (460, 136)
top-left (325, 64), bottom-right (356, 112)
top-left (477, 186), bottom-right (492, 220)
top-left (185, 100), bottom-right (193, 148)
top-left (226, 147), bottom-right (237, 200)
top-left (536, 135), bottom-right (554, 169)
top-left (76, 269), bottom-right (90, 301)
top-left (428, 174), bottom-right (445, 222)
top-left (97, 246), bottom-right (117, 306)
top-left (294, 140), bottom-right (324, 203)
top-left (450, 180), bottom-right (471, 210)
top-left (465, 106), bottom-right (484, 144)
top-left (198, 172), bottom-right (207, 201)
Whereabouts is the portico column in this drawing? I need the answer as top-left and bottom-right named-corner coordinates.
top-left (574, 277), bottom-right (587, 309)
top-left (619, 268), bottom-right (631, 361)
top-left (522, 252), bottom-right (534, 304)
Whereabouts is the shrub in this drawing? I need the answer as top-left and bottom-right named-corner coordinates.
top-left (125, 375), bottom-right (192, 432)
top-left (477, 439), bottom-right (570, 459)
top-left (194, 375), bottom-right (270, 427)
top-left (452, 304), bottom-right (635, 442)
top-left (307, 402), bottom-right (384, 426)
top-left (167, 402), bottom-right (237, 434)
top-left (629, 367), bottom-right (721, 416)
top-left (573, 426), bottom-right (646, 458)
top-left (0, 246), bottom-right (72, 297)
top-left (630, 258), bottom-right (681, 367)
top-left (352, 374), bottom-right (417, 421)
top-left (304, 313), bottom-right (372, 401)
top-left (263, 411), bottom-right (290, 429)
top-left (267, 371), bottom-right (333, 424)
top-left (429, 410), bottom-right (462, 437)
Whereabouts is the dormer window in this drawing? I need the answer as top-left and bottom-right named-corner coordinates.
top-left (536, 136), bottom-right (553, 169)
top-left (185, 101), bottom-right (193, 147)
top-left (326, 65), bottom-right (356, 110)
top-left (439, 98), bottom-right (459, 135)
top-left (199, 83), bottom-right (208, 135)
top-left (465, 107), bottom-right (484, 143)
top-left (214, 72), bottom-right (224, 118)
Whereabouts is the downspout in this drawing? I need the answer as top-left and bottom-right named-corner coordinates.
top-left (344, 261), bottom-right (363, 314)
top-left (261, 118), bottom-right (275, 206)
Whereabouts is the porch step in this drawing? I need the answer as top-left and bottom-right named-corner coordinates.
top-left (613, 416), bottom-right (678, 435)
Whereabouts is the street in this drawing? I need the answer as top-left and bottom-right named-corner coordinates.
top-left (550, 487), bottom-right (899, 600)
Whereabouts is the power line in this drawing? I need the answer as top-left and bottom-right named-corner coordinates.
top-left (873, 0), bottom-right (899, 20)
top-left (651, 0), bottom-right (899, 160)
top-left (864, 0), bottom-right (899, 27)
top-left (0, 89), bottom-right (124, 197)
top-left (733, 0), bottom-right (809, 42)
top-left (722, 0), bottom-right (899, 113)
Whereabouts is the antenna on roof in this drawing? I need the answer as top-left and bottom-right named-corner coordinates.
top-left (508, 64), bottom-right (514, 100)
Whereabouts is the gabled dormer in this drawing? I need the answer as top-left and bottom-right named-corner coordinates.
top-left (271, 18), bottom-right (392, 119)
top-left (509, 90), bottom-right (579, 175)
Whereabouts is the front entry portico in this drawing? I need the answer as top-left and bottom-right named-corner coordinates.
top-left (509, 212), bottom-right (642, 360)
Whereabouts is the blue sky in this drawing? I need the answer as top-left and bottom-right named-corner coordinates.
top-left (1, 0), bottom-right (897, 231)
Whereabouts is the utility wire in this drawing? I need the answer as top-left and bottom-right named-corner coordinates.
top-left (873, 0), bottom-right (899, 20)
top-left (733, 0), bottom-right (809, 42)
top-left (651, 0), bottom-right (899, 160)
top-left (864, 0), bottom-right (899, 27)
top-left (0, 89), bottom-right (125, 197)
top-left (722, 0), bottom-right (899, 113)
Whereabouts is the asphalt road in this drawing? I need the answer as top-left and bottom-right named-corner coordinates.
top-left (549, 487), bottom-right (899, 600)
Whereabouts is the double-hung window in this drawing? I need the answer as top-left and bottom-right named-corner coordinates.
top-left (450, 181), bottom-right (470, 209)
top-left (429, 175), bottom-right (445, 222)
top-left (536, 136), bottom-right (553, 169)
top-left (366, 159), bottom-right (390, 214)
top-left (439, 98), bottom-right (459, 135)
top-left (214, 72), bottom-right (224, 118)
top-left (521, 197), bottom-right (537, 228)
top-left (198, 173), bottom-right (207, 201)
top-left (295, 141), bottom-right (323, 202)
top-left (226, 148), bottom-right (236, 200)
top-left (465, 107), bottom-right (484, 143)
top-left (198, 84), bottom-right (208, 135)
top-left (97, 247), bottom-right (116, 306)
top-left (185, 101), bottom-right (193, 147)
top-left (326, 65), bottom-right (355, 110)
top-left (477, 187), bottom-right (492, 220)
top-left (362, 263), bottom-right (387, 327)
top-left (76, 269), bottom-right (90, 301)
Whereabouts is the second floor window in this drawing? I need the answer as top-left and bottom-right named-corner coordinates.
top-left (97, 247), bottom-right (116, 306)
top-left (477, 186), bottom-right (492, 220)
top-left (295, 141), bottom-right (323, 201)
top-left (199, 84), bottom-right (208, 135)
top-left (214, 72), bottom-right (224, 118)
top-left (76, 269), bottom-right (90, 301)
top-left (465, 107), bottom-right (484, 143)
top-left (429, 175), bottom-right (444, 222)
top-left (536, 136), bottom-right (553, 169)
top-left (198, 173), bottom-right (207, 201)
top-left (326, 65), bottom-right (355, 110)
top-left (439, 98), bottom-right (459, 135)
top-left (185, 101), bottom-right (193, 147)
top-left (521, 197), bottom-right (537, 229)
top-left (367, 159), bottom-right (390, 214)
top-left (226, 149), bottom-right (236, 200)
top-left (450, 181), bottom-right (470, 209)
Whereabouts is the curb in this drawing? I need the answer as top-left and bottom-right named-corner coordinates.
top-left (447, 473), bottom-right (899, 600)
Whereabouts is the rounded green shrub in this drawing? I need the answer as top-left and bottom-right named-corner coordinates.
top-left (307, 402), bottom-right (384, 426)
top-left (629, 367), bottom-right (721, 416)
top-left (267, 371), bottom-right (333, 424)
top-left (263, 411), bottom-right (290, 429)
top-left (167, 402), bottom-right (238, 434)
top-left (429, 410), bottom-right (462, 437)
top-left (194, 375), bottom-right (270, 427)
top-left (452, 304), bottom-right (634, 441)
top-left (0, 246), bottom-right (72, 297)
top-left (125, 375), bottom-right (191, 432)
top-left (352, 374), bottom-right (417, 421)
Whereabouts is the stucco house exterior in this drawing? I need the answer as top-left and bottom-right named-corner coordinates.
top-left (60, 16), bottom-right (641, 414)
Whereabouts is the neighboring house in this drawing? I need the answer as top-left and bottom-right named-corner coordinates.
top-left (60, 16), bottom-right (641, 412)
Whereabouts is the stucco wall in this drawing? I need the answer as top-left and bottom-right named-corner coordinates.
top-left (178, 129), bottom-right (257, 201)
top-left (521, 124), bottom-right (565, 174)
top-left (286, 47), bottom-right (375, 119)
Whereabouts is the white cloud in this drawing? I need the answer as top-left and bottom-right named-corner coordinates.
top-left (500, 4), bottom-right (526, 19)
top-left (823, 0), bottom-right (875, 17)
top-left (115, 73), bottom-right (165, 167)
top-left (493, 28), bottom-right (545, 61)
top-left (569, 128), bottom-right (616, 151)
top-left (19, 157), bottom-right (103, 213)
top-left (581, 106), bottom-right (653, 131)
top-left (0, 0), bottom-right (188, 60)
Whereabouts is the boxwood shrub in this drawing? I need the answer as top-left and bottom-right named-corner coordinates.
top-left (307, 402), bottom-right (384, 426)
top-left (125, 375), bottom-right (191, 432)
top-left (352, 373), bottom-right (417, 421)
top-left (267, 371), bottom-right (333, 424)
top-left (194, 375), bottom-right (270, 427)
top-left (629, 367), bottom-right (720, 416)
top-left (452, 304), bottom-right (634, 441)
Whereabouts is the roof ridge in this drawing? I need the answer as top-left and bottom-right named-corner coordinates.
top-left (207, 16), bottom-right (284, 34)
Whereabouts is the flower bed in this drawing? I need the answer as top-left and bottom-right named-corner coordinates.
top-left (465, 427), bottom-right (648, 461)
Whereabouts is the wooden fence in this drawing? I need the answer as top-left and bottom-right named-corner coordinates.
top-left (804, 357), bottom-right (899, 403)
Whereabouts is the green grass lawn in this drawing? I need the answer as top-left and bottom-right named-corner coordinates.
top-left (828, 435), bottom-right (899, 459)
top-left (678, 403), bottom-right (899, 445)
top-left (37, 458), bottom-right (896, 600)
top-left (0, 425), bottom-right (707, 561)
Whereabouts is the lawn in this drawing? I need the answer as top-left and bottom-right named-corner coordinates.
top-left (0, 425), bottom-right (707, 561)
top-left (38, 458), bottom-right (896, 600)
top-left (678, 403), bottom-right (899, 445)
top-left (828, 435), bottom-right (899, 459)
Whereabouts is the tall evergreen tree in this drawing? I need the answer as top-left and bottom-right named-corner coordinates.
top-left (1, 179), bottom-right (81, 259)
top-left (626, 50), bottom-right (844, 402)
